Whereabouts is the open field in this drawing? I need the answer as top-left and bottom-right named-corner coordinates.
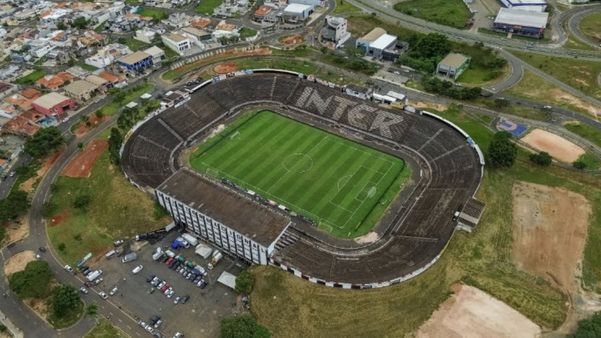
top-left (332, 0), bottom-right (362, 15)
top-left (196, 0), bottom-right (222, 14)
top-left (47, 146), bottom-right (170, 265)
top-left (3, 250), bottom-right (35, 276)
top-left (579, 12), bottom-right (601, 42)
top-left (393, 0), bottom-right (471, 29)
top-left (505, 70), bottom-right (600, 117)
top-left (98, 83), bottom-right (154, 116)
top-left (564, 121), bottom-right (601, 148)
top-left (137, 7), bottom-right (167, 20)
top-left (251, 108), bottom-right (580, 336)
top-left (416, 283), bottom-right (541, 338)
top-left (15, 69), bottom-right (44, 85)
top-left (512, 51), bottom-right (601, 101)
top-left (61, 139), bottom-right (107, 178)
top-left (521, 129), bottom-right (584, 163)
top-left (190, 111), bottom-right (409, 238)
top-left (512, 182), bottom-right (590, 293)
top-left (85, 318), bottom-right (129, 338)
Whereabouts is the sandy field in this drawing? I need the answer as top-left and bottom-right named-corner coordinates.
top-left (512, 181), bottom-right (591, 293)
top-left (3, 250), bottom-right (36, 276)
top-left (417, 283), bottom-right (541, 338)
top-left (521, 129), bottom-right (584, 163)
top-left (61, 139), bottom-right (107, 178)
top-left (214, 62), bottom-right (237, 74)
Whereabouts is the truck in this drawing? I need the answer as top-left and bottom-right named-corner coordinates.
top-left (86, 270), bottom-right (103, 282)
top-left (195, 243), bottom-right (213, 259)
top-left (121, 252), bottom-right (137, 263)
top-left (208, 251), bottom-right (223, 270)
top-left (152, 247), bottom-right (163, 261)
top-left (182, 233), bottom-right (198, 247)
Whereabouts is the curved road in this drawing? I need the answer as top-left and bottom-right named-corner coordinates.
top-left (567, 6), bottom-right (601, 50)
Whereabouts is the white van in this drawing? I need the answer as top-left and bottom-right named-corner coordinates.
top-left (132, 265), bottom-right (144, 274)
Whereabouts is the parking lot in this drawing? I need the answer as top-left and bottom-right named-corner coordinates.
top-left (87, 231), bottom-right (243, 338)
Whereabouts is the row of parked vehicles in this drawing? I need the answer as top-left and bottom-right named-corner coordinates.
top-left (158, 251), bottom-right (209, 288)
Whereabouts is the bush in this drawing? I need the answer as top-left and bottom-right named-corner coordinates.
top-left (0, 190), bottom-right (30, 223)
top-left (573, 160), bottom-right (587, 170)
top-left (235, 270), bottom-right (254, 294)
top-left (24, 127), bottom-right (64, 159)
top-left (571, 311), bottom-right (601, 337)
top-left (108, 128), bottom-right (123, 165)
top-left (58, 243), bottom-right (66, 251)
top-left (0, 226), bottom-right (5, 244)
top-left (488, 131), bottom-right (517, 168)
top-left (73, 194), bottom-right (91, 210)
top-left (8, 261), bottom-right (53, 299)
top-left (529, 151), bottom-right (552, 166)
top-left (220, 314), bottom-right (270, 338)
top-left (50, 285), bottom-right (80, 318)
top-left (42, 201), bottom-right (58, 218)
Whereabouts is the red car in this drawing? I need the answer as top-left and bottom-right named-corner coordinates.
top-left (160, 283), bottom-right (170, 292)
top-left (165, 257), bottom-right (174, 266)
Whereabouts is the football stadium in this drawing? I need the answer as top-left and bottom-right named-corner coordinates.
top-left (121, 70), bottom-right (485, 288)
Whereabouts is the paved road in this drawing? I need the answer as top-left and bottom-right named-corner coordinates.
top-left (567, 6), bottom-right (601, 50)
top-left (483, 48), bottom-right (524, 94)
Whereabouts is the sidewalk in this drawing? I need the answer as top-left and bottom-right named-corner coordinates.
top-left (0, 309), bottom-right (23, 338)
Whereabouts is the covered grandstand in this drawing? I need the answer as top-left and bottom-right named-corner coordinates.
top-left (121, 70), bottom-right (485, 288)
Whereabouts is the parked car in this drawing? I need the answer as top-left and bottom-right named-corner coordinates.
top-left (153, 319), bottom-right (162, 329)
top-left (79, 287), bottom-right (89, 294)
top-left (181, 295), bottom-right (190, 304)
top-left (114, 240), bottom-right (124, 246)
top-left (174, 296), bottom-right (181, 304)
top-left (99, 291), bottom-right (108, 299)
top-left (109, 286), bottom-right (118, 296)
top-left (94, 277), bottom-right (104, 285)
top-left (132, 265), bottom-right (144, 274)
top-left (146, 274), bottom-right (156, 283)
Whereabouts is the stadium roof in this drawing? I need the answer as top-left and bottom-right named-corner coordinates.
top-left (494, 8), bottom-right (549, 28)
top-left (370, 33), bottom-right (397, 50)
top-left (158, 168), bottom-right (292, 247)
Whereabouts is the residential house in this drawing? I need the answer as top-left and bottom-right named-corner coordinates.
top-left (64, 79), bottom-right (99, 101)
top-left (117, 51), bottom-right (153, 73)
top-left (32, 92), bottom-right (77, 118)
top-left (181, 26), bottom-right (211, 48)
top-left (143, 46), bottom-right (166, 65)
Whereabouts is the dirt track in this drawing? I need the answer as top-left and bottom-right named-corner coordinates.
top-left (417, 283), bottom-right (541, 338)
top-left (512, 181), bottom-right (591, 293)
top-left (521, 129), bottom-right (584, 163)
top-left (61, 139), bottom-right (107, 178)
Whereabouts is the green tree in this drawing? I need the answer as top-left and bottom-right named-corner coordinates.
top-left (0, 226), bottom-right (5, 244)
top-left (8, 261), bottom-right (53, 299)
top-left (529, 151), bottom-right (552, 166)
top-left (220, 314), bottom-right (270, 338)
top-left (42, 201), bottom-right (58, 218)
top-left (85, 304), bottom-right (98, 316)
top-left (56, 21), bottom-right (66, 30)
top-left (571, 311), bottom-right (601, 337)
top-left (73, 194), bottom-right (91, 210)
top-left (0, 190), bottom-right (30, 223)
top-left (488, 131), bottom-right (517, 168)
top-left (235, 270), bottom-right (254, 294)
top-left (24, 127), bottom-right (64, 159)
top-left (72, 17), bottom-right (89, 29)
top-left (51, 285), bottom-right (80, 317)
top-left (573, 160), bottom-right (586, 170)
top-left (412, 33), bottom-right (451, 59)
top-left (108, 128), bottom-right (123, 165)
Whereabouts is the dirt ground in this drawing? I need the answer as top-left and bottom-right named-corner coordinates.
top-left (512, 181), bottom-right (591, 293)
top-left (24, 298), bottom-right (48, 320)
top-left (214, 62), bottom-right (237, 74)
top-left (49, 212), bottom-right (68, 227)
top-left (413, 101), bottom-right (449, 112)
top-left (521, 129), bottom-right (585, 163)
top-left (19, 151), bottom-right (61, 192)
top-left (61, 139), bottom-right (107, 178)
top-left (280, 35), bottom-right (304, 45)
top-left (354, 232), bottom-right (378, 244)
top-left (74, 115), bottom-right (108, 138)
top-left (3, 250), bottom-right (36, 276)
top-left (2, 216), bottom-right (29, 245)
top-left (417, 283), bottom-right (541, 338)
top-left (551, 89), bottom-right (600, 118)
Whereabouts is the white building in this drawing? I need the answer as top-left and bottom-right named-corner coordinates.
top-left (499, 0), bottom-right (547, 12)
top-left (322, 16), bottom-right (350, 48)
top-left (283, 3), bottom-right (314, 22)
top-left (289, 0), bottom-right (321, 6)
top-left (356, 27), bottom-right (398, 60)
top-left (143, 46), bottom-right (166, 65)
top-left (161, 33), bottom-right (191, 56)
top-left (156, 169), bottom-right (292, 265)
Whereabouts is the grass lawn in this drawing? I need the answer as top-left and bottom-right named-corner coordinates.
top-left (394, 0), bottom-right (472, 29)
top-left (477, 98), bottom-right (552, 122)
top-left (564, 35), bottom-right (598, 51)
top-left (564, 121), bottom-right (601, 148)
top-left (137, 6), bottom-right (167, 20)
top-left (511, 50), bottom-right (601, 101)
top-left (252, 106), bottom-right (601, 336)
top-left (238, 27), bottom-right (257, 39)
top-left (190, 111), bottom-right (410, 238)
top-left (579, 11), bottom-right (601, 42)
top-left (119, 37), bottom-right (149, 52)
top-left (99, 83), bottom-right (154, 116)
top-left (505, 70), bottom-right (597, 116)
top-left (578, 153), bottom-right (601, 170)
top-left (332, 0), bottom-right (363, 15)
top-left (196, 0), bottom-right (222, 15)
top-left (47, 299), bottom-right (84, 329)
top-left (15, 69), bottom-right (45, 85)
top-left (47, 149), bottom-right (170, 265)
top-left (85, 318), bottom-right (129, 338)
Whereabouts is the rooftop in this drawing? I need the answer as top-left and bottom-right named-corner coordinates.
top-left (439, 53), bottom-right (470, 68)
top-left (371, 33), bottom-right (397, 50)
top-left (158, 168), bottom-right (291, 247)
top-left (33, 92), bottom-right (71, 109)
top-left (494, 7), bottom-right (549, 28)
top-left (284, 3), bottom-right (313, 14)
top-left (166, 33), bottom-right (188, 43)
top-left (360, 27), bottom-right (386, 43)
top-left (64, 80), bottom-right (99, 96)
top-left (118, 51), bottom-right (151, 65)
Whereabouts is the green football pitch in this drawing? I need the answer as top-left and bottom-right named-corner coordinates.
top-left (189, 111), bottom-right (411, 238)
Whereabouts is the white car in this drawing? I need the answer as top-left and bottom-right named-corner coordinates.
top-left (132, 265), bottom-right (143, 274)
top-left (64, 265), bottom-right (73, 273)
top-left (99, 291), bottom-right (108, 299)
top-left (109, 286), bottom-right (118, 296)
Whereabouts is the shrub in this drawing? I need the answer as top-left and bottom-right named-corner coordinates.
top-left (8, 261), bottom-right (53, 299)
top-left (529, 151), bottom-right (552, 166)
top-left (488, 131), bottom-right (517, 168)
top-left (235, 270), bottom-right (254, 294)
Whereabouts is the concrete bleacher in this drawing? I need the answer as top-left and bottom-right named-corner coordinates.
top-left (121, 71), bottom-right (484, 287)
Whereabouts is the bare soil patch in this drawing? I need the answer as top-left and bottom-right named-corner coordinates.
top-left (2, 216), bottom-right (29, 244)
top-left (74, 115), bottom-right (108, 138)
top-left (413, 101), bottom-right (449, 112)
top-left (521, 128), bottom-right (584, 163)
top-left (551, 89), bottom-right (600, 117)
top-left (280, 35), bottom-right (304, 45)
top-left (61, 139), bottom-right (108, 178)
top-left (19, 151), bottom-right (61, 193)
top-left (354, 231), bottom-right (379, 244)
top-left (49, 212), bottom-right (68, 227)
top-left (24, 298), bottom-right (48, 320)
top-left (512, 181), bottom-right (591, 293)
top-left (3, 250), bottom-right (36, 276)
top-left (417, 283), bottom-right (540, 338)
top-left (214, 62), bottom-right (237, 74)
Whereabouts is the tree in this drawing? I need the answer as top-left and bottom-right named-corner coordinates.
top-left (571, 311), bottom-right (601, 337)
top-left (235, 270), bottom-right (254, 294)
top-left (73, 194), bottom-right (91, 210)
top-left (24, 127), bottom-right (64, 159)
top-left (529, 151), bottom-right (552, 166)
top-left (488, 131), bottom-right (517, 168)
top-left (0, 190), bottom-right (30, 223)
top-left (0, 226), bottom-right (5, 244)
top-left (220, 315), bottom-right (270, 338)
top-left (51, 285), bottom-right (80, 317)
top-left (108, 128), bottom-right (123, 165)
top-left (8, 261), bottom-right (53, 299)
top-left (56, 21), bottom-right (66, 30)
top-left (573, 160), bottom-right (586, 170)
top-left (85, 304), bottom-right (98, 316)
top-left (412, 33), bottom-right (451, 59)
top-left (72, 17), bottom-right (89, 29)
